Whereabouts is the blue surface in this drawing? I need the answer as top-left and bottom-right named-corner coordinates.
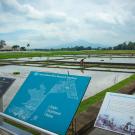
top-left (5, 71), bottom-right (91, 135)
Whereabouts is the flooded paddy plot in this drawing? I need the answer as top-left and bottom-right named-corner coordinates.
top-left (86, 67), bottom-right (135, 73)
top-left (3, 56), bottom-right (72, 62)
top-left (85, 57), bottom-right (135, 64)
top-left (2, 55), bottom-right (135, 70)
top-left (47, 65), bottom-right (82, 69)
top-left (0, 65), bottom-right (132, 110)
top-left (55, 57), bottom-right (135, 64)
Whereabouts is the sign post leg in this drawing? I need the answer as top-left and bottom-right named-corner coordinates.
top-left (0, 97), bottom-right (3, 112)
top-left (74, 118), bottom-right (77, 135)
top-left (0, 96), bottom-right (6, 135)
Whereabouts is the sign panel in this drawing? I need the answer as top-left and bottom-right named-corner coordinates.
top-left (4, 71), bottom-right (91, 135)
top-left (95, 92), bottom-right (135, 135)
top-left (0, 77), bottom-right (15, 97)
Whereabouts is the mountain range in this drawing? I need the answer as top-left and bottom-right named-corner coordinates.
top-left (50, 40), bottom-right (106, 49)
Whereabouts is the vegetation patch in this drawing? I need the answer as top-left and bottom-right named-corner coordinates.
top-left (1, 50), bottom-right (135, 59)
top-left (13, 72), bottom-right (20, 75)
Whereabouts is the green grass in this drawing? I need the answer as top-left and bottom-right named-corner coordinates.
top-left (78, 74), bottom-right (135, 113)
top-left (0, 50), bottom-right (135, 59)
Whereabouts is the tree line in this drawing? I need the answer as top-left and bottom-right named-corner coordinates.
top-left (36, 41), bottom-right (135, 51)
top-left (1, 40), bottom-right (135, 51)
top-left (12, 44), bottom-right (30, 51)
top-left (0, 40), bottom-right (30, 51)
top-left (113, 42), bottom-right (135, 50)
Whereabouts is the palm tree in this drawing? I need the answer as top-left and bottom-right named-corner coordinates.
top-left (26, 43), bottom-right (30, 51)
top-left (27, 43), bottom-right (30, 47)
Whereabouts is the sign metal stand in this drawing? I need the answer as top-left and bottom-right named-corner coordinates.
top-left (0, 77), bottom-right (15, 112)
top-left (0, 96), bottom-right (3, 112)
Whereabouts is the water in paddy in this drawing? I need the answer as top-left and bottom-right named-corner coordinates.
top-left (4, 56), bottom-right (66, 62)
top-left (57, 57), bottom-right (135, 64)
top-left (0, 65), bottom-right (132, 109)
top-left (3, 56), bottom-right (135, 64)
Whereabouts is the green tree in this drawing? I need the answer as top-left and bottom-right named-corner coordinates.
top-left (20, 46), bottom-right (26, 51)
top-left (12, 45), bottom-right (20, 51)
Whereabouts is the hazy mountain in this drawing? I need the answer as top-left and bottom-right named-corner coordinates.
top-left (51, 40), bottom-right (106, 49)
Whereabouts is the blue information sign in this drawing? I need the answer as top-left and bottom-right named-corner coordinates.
top-left (4, 71), bottom-right (91, 135)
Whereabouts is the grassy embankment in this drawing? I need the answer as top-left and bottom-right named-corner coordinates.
top-left (0, 50), bottom-right (135, 59)
top-left (78, 74), bottom-right (135, 113)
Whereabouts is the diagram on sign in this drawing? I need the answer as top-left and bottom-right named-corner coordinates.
top-left (8, 76), bottom-right (78, 121)
top-left (9, 84), bottom-right (47, 120)
top-left (49, 77), bottom-right (78, 100)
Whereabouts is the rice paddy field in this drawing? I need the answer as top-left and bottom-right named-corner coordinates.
top-left (0, 50), bottom-right (135, 113)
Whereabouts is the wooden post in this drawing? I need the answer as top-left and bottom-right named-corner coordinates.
top-left (74, 118), bottom-right (77, 135)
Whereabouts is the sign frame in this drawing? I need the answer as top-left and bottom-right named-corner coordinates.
top-left (94, 92), bottom-right (135, 135)
top-left (0, 112), bottom-right (57, 135)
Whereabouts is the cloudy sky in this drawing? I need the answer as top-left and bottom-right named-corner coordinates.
top-left (0, 0), bottom-right (135, 48)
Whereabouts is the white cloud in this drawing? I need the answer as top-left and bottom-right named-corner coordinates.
top-left (0, 0), bottom-right (135, 48)
top-left (0, 0), bottom-right (44, 19)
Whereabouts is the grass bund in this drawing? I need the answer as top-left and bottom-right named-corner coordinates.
top-left (1, 50), bottom-right (135, 59)
top-left (78, 74), bottom-right (135, 113)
